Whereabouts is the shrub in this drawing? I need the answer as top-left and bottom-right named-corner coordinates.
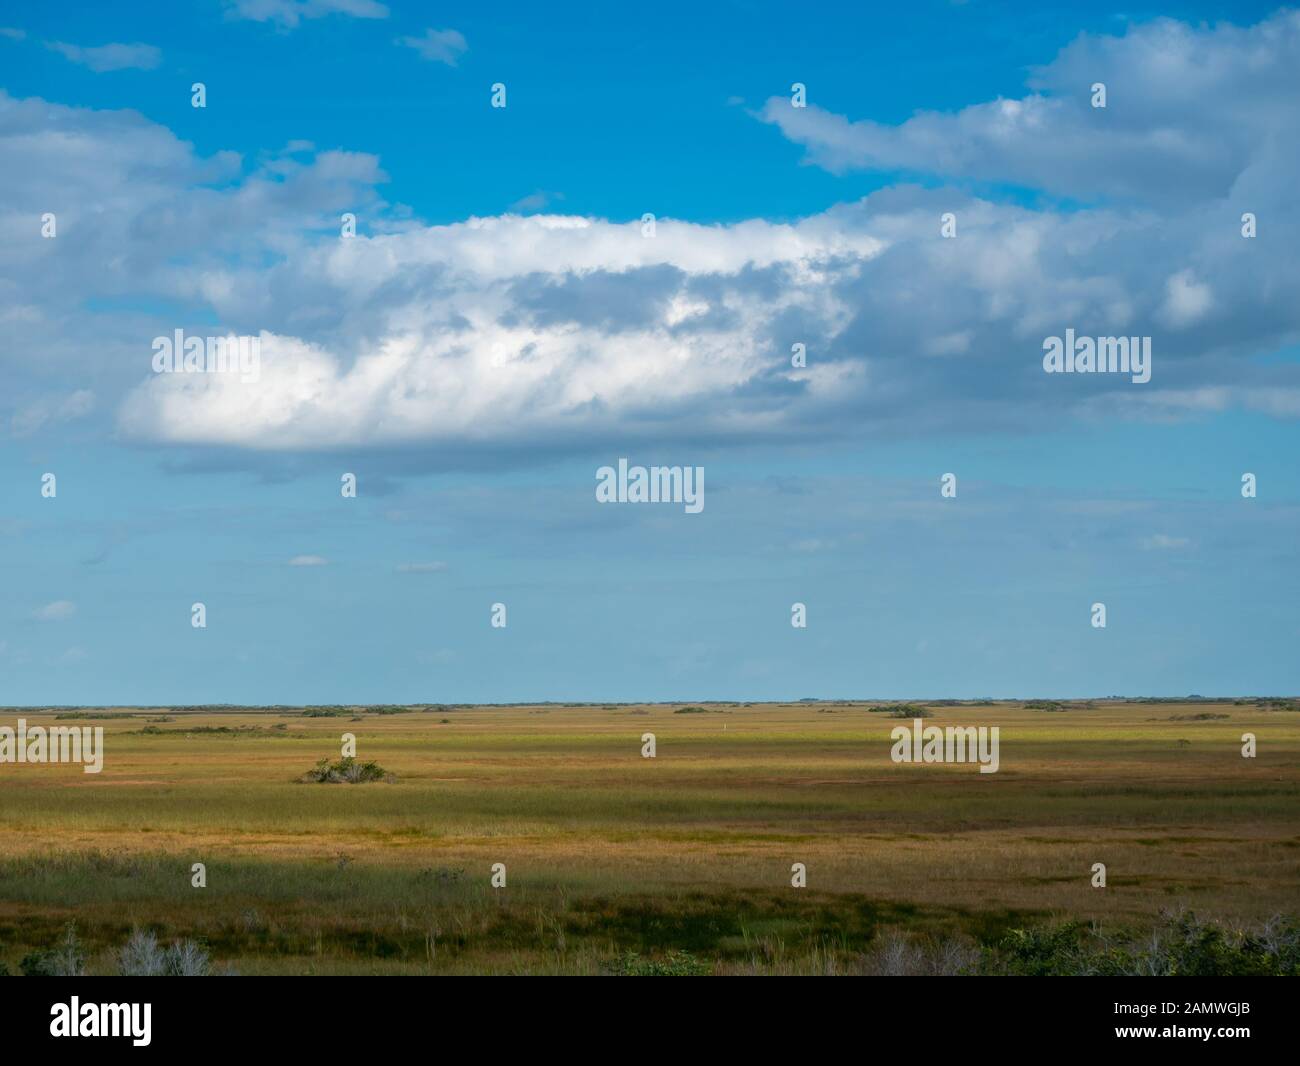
top-left (118, 929), bottom-right (214, 976)
top-left (299, 756), bottom-right (393, 784)
top-left (608, 950), bottom-right (709, 976)
top-left (983, 911), bottom-right (1300, 976)
top-left (887, 705), bottom-right (931, 719)
top-left (868, 702), bottom-right (931, 718)
top-left (860, 931), bottom-right (979, 976)
top-left (20, 924), bottom-right (86, 977)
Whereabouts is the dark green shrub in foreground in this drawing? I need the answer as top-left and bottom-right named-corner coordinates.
top-left (985, 911), bottom-right (1300, 976)
top-left (609, 950), bottom-right (709, 976)
top-left (20, 925), bottom-right (86, 977)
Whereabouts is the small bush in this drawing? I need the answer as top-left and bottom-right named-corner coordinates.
top-left (887, 705), bottom-right (931, 719)
top-left (867, 703), bottom-right (931, 718)
top-left (299, 756), bottom-right (393, 784)
top-left (118, 929), bottom-right (214, 976)
top-left (860, 931), bottom-right (979, 976)
top-left (609, 950), bottom-right (709, 976)
top-left (20, 925), bottom-right (86, 977)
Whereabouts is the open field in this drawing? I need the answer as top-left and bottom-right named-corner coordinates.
top-left (1, 700), bottom-right (1298, 974)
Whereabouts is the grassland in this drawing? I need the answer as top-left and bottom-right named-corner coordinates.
top-left (0, 700), bottom-right (1297, 974)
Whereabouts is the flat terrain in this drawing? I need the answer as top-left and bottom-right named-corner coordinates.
top-left (1, 701), bottom-right (1297, 974)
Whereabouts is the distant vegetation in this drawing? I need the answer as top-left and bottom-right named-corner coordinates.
top-left (866, 703), bottom-right (931, 718)
top-left (127, 724), bottom-right (299, 738)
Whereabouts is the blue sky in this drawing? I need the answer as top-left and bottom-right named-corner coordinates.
top-left (1, 1), bottom-right (1297, 704)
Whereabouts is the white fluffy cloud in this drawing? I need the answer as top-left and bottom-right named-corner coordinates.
top-left (117, 211), bottom-right (879, 448)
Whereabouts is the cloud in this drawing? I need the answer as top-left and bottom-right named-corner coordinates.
top-left (0, 28), bottom-right (25, 41)
top-left (10, 389), bottom-right (95, 437)
top-left (46, 41), bottom-right (161, 72)
top-left (510, 190), bottom-right (565, 213)
top-left (115, 212), bottom-right (883, 449)
top-left (5, 11), bottom-right (1300, 464)
top-left (397, 28), bottom-right (468, 66)
top-left (225, 0), bottom-right (388, 28)
top-left (759, 12), bottom-right (1300, 206)
top-left (396, 562), bottom-right (447, 573)
top-left (1159, 270), bottom-right (1214, 328)
top-left (33, 601), bottom-right (76, 621)
top-left (288, 554), bottom-right (328, 566)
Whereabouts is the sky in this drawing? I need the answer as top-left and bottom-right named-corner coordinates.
top-left (0, 0), bottom-right (1297, 705)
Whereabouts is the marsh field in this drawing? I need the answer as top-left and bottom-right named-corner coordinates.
top-left (1, 700), bottom-right (1297, 975)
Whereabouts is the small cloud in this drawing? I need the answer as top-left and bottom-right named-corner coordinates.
top-left (1141, 534), bottom-right (1191, 550)
top-left (397, 27), bottom-right (467, 66)
top-left (1159, 270), bottom-right (1213, 328)
top-left (288, 554), bottom-right (328, 566)
top-left (46, 40), bottom-right (161, 72)
top-left (725, 95), bottom-right (744, 106)
top-left (10, 389), bottom-right (95, 437)
top-left (396, 562), bottom-right (447, 574)
top-left (60, 647), bottom-right (88, 663)
top-left (225, 0), bottom-right (389, 29)
top-left (510, 190), bottom-right (565, 214)
top-left (33, 600), bottom-right (76, 621)
top-left (0, 27), bottom-right (26, 40)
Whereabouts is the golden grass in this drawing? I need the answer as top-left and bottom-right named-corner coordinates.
top-left (1, 700), bottom-right (1296, 973)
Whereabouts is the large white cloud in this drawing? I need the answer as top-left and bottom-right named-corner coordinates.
top-left (117, 213), bottom-right (880, 448)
